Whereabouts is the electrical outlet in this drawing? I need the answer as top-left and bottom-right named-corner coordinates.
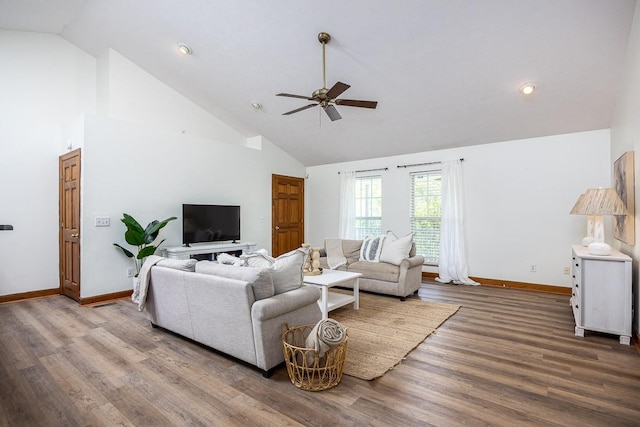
top-left (126, 268), bottom-right (134, 278)
top-left (563, 266), bottom-right (570, 275)
top-left (529, 264), bottom-right (537, 273)
top-left (95, 216), bottom-right (110, 227)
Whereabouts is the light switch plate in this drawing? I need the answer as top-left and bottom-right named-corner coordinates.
top-left (95, 216), bottom-right (110, 227)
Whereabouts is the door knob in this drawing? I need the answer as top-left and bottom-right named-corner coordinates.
top-left (275, 226), bottom-right (280, 230)
top-left (71, 233), bottom-right (79, 238)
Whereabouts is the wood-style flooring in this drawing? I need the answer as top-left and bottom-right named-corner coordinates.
top-left (1, 281), bottom-right (639, 426)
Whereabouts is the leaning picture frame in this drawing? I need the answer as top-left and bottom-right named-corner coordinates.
top-left (613, 151), bottom-right (635, 244)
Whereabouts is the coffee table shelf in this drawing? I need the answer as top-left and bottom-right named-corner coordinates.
top-left (303, 269), bottom-right (362, 319)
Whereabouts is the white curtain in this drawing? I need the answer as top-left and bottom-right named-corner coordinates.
top-left (436, 160), bottom-right (478, 285)
top-left (338, 171), bottom-right (356, 238)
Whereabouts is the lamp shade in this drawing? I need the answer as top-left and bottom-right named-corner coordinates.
top-left (570, 193), bottom-right (586, 214)
top-left (576, 188), bottom-right (628, 216)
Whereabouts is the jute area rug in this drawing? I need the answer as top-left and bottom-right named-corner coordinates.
top-left (329, 292), bottom-right (460, 381)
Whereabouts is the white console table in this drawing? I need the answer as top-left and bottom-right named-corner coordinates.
top-left (163, 242), bottom-right (257, 260)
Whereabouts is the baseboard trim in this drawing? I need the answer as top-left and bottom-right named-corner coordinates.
top-left (422, 272), bottom-right (572, 295)
top-left (80, 290), bottom-right (133, 306)
top-left (0, 288), bottom-right (134, 305)
top-left (0, 288), bottom-right (60, 304)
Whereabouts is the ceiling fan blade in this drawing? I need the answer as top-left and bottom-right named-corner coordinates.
top-left (323, 104), bottom-right (342, 121)
top-left (325, 81), bottom-right (350, 100)
top-left (282, 103), bottom-right (317, 115)
top-left (334, 99), bottom-right (378, 109)
top-left (276, 93), bottom-right (314, 100)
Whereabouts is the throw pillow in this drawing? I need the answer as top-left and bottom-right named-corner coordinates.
top-left (195, 261), bottom-right (274, 300)
top-left (156, 258), bottom-right (197, 272)
top-left (217, 252), bottom-right (244, 266)
top-left (380, 231), bottom-right (414, 265)
top-left (241, 252), bottom-right (275, 269)
top-left (270, 248), bottom-right (308, 294)
top-left (359, 235), bottom-right (386, 262)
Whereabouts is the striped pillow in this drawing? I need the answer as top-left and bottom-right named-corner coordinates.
top-left (359, 235), bottom-right (386, 262)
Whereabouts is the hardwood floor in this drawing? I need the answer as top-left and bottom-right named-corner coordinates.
top-left (1, 282), bottom-right (639, 426)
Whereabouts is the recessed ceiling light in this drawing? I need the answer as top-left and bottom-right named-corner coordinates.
top-left (519, 83), bottom-right (536, 95)
top-left (251, 101), bottom-right (262, 109)
top-left (178, 44), bottom-right (192, 55)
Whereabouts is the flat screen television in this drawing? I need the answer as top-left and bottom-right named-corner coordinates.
top-left (182, 204), bottom-right (240, 246)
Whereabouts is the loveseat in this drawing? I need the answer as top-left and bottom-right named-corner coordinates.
top-left (144, 254), bottom-right (321, 377)
top-left (318, 234), bottom-right (425, 300)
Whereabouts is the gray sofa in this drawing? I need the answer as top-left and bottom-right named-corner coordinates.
top-left (144, 263), bottom-right (321, 376)
top-left (318, 238), bottom-right (425, 300)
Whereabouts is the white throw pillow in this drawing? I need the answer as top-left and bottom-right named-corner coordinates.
top-left (217, 252), bottom-right (244, 266)
top-left (380, 231), bottom-right (414, 265)
top-left (270, 248), bottom-right (308, 294)
top-left (359, 235), bottom-right (386, 262)
top-left (241, 252), bottom-right (275, 268)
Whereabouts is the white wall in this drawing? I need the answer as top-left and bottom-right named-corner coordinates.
top-left (80, 50), bottom-right (305, 298)
top-left (610, 2), bottom-right (640, 334)
top-left (0, 31), bottom-right (305, 299)
top-left (81, 116), bottom-right (304, 298)
top-left (97, 49), bottom-right (246, 147)
top-left (306, 130), bottom-right (611, 288)
top-left (0, 30), bottom-right (95, 296)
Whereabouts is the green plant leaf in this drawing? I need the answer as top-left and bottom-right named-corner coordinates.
top-left (113, 243), bottom-right (134, 258)
top-left (145, 216), bottom-right (177, 239)
top-left (138, 245), bottom-right (157, 259)
top-left (125, 229), bottom-right (146, 246)
top-left (121, 213), bottom-right (144, 234)
top-left (144, 217), bottom-right (177, 243)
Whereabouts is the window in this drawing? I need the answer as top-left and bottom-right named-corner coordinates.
top-left (354, 175), bottom-right (382, 239)
top-left (410, 171), bottom-right (441, 263)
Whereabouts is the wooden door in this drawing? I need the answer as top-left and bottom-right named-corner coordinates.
top-left (59, 149), bottom-right (81, 301)
top-left (272, 174), bottom-right (305, 256)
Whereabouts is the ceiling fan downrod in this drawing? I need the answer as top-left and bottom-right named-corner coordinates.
top-left (318, 32), bottom-right (331, 90)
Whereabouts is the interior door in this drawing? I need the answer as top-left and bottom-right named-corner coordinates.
top-left (272, 174), bottom-right (305, 256)
top-left (59, 149), bottom-right (81, 301)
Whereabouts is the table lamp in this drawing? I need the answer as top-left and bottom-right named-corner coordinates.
top-left (569, 193), bottom-right (595, 246)
top-left (569, 188), bottom-right (628, 255)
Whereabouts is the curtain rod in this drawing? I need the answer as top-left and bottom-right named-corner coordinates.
top-left (396, 158), bottom-right (464, 169)
top-left (338, 167), bottom-right (389, 174)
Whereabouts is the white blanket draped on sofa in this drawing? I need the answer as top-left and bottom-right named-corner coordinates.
top-left (436, 159), bottom-right (479, 286)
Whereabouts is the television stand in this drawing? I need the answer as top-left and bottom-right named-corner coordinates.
top-left (163, 242), bottom-right (257, 261)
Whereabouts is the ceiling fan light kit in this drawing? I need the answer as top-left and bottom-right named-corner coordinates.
top-left (276, 32), bottom-right (378, 121)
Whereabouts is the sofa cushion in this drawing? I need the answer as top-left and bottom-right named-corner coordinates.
top-left (360, 235), bottom-right (386, 262)
top-left (270, 248), bottom-right (307, 295)
top-left (348, 260), bottom-right (401, 282)
top-left (380, 231), bottom-right (414, 265)
top-left (195, 261), bottom-right (274, 300)
top-left (157, 258), bottom-right (197, 272)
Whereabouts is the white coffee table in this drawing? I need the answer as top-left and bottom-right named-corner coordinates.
top-left (303, 269), bottom-right (362, 319)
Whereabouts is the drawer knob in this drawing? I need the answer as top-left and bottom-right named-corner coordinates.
top-left (575, 305), bottom-right (579, 309)
top-left (575, 263), bottom-right (579, 267)
top-left (575, 284), bottom-right (579, 288)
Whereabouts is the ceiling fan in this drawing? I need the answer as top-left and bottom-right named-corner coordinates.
top-left (276, 32), bottom-right (378, 121)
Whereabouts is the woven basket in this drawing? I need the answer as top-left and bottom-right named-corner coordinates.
top-left (281, 323), bottom-right (348, 392)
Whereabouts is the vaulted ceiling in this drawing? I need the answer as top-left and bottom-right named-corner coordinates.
top-left (1, 0), bottom-right (636, 166)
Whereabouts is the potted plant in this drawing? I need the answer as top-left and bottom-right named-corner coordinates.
top-left (113, 213), bottom-right (177, 277)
